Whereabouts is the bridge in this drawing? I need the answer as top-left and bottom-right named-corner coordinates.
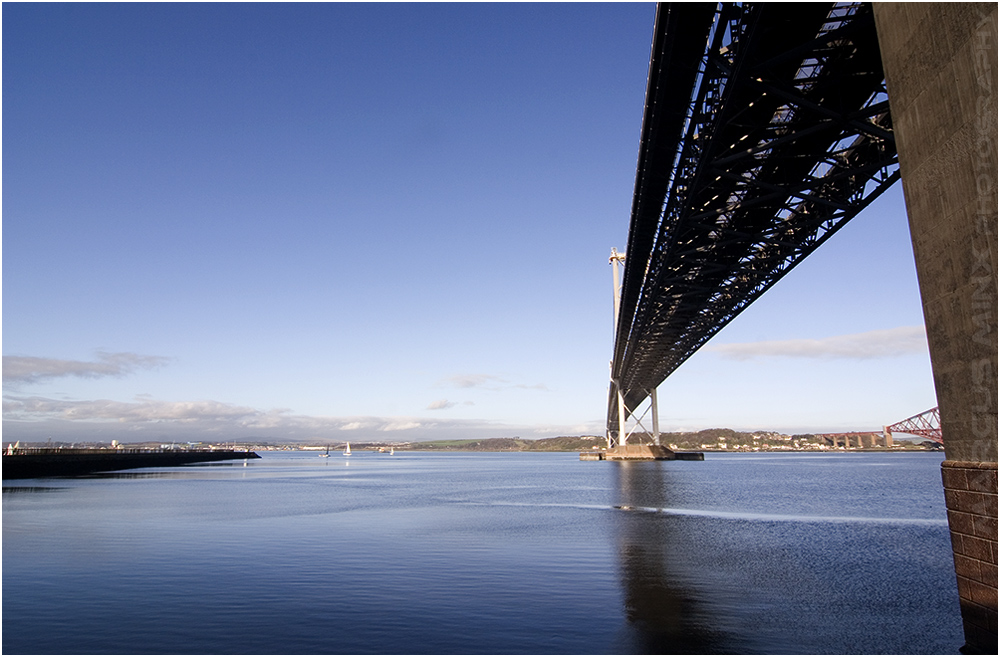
top-left (884, 406), bottom-right (942, 444)
top-left (813, 431), bottom-right (890, 450)
top-left (608, 4), bottom-right (996, 651)
top-left (810, 407), bottom-right (943, 448)
top-left (608, 2), bottom-right (898, 447)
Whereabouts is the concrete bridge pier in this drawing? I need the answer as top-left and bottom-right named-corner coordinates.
top-left (874, 4), bottom-right (998, 653)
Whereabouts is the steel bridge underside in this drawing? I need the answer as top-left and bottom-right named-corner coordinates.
top-left (608, 2), bottom-right (899, 444)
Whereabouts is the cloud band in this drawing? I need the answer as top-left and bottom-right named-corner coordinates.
top-left (3, 352), bottom-right (171, 385)
top-left (708, 326), bottom-right (928, 360)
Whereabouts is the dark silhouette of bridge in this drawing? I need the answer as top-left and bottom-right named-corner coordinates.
top-left (607, 3), bottom-right (898, 446)
top-left (608, 4), bottom-right (996, 651)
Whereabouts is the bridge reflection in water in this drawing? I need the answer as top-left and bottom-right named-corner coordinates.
top-left (609, 456), bottom-right (963, 654)
top-left (613, 461), bottom-right (732, 654)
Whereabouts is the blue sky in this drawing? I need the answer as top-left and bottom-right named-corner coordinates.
top-left (3, 3), bottom-right (936, 445)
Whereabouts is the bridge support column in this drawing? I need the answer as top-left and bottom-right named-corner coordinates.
top-left (649, 387), bottom-right (660, 446)
top-left (875, 4), bottom-right (997, 653)
top-left (618, 386), bottom-right (629, 447)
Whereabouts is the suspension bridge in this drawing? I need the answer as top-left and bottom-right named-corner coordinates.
top-left (607, 2), bottom-right (899, 449)
top-left (605, 5), bottom-right (996, 649)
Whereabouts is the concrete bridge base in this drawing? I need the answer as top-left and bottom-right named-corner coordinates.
top-left (875, 4), bottom-right (998, 653)
top-left (606, 444), bottom-right (676, 460)
top-left (580, 445), bottom-right (705, 461)
top-left (581, 444), bottom-right (677, 460)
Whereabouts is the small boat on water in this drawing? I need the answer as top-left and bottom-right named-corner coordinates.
top-left (389, 447), bottom-right (394, 455)
top-left (344, 442), bottom-right (352, 457)
top-left (319, 446), bottom-right (330, 458)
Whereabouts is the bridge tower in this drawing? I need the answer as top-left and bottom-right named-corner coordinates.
top-left (875, 5), bottom-right (997, 652)
top-left (608, 248), bottom-right (661, 450)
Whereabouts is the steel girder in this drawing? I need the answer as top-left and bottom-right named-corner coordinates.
top-left (609, 2), bottom-right (899, 441)
top-left (886, 407), bottom-right (943, 444)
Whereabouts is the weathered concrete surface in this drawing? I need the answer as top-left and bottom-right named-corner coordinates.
top-left (605, 444), bottom-right (676, 460)
top-left (874, 3), bottom-right (997, 653)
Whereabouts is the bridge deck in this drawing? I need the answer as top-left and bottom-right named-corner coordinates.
top-left (610, 2), bottom-right (899, 440)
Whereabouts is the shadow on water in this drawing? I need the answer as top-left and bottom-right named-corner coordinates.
top-left (2, 486), bottom-right (68, 494)
top-left (83, 470), bottom-right (204, 480)
top-left (608, 455), bottom-right (964, 655)
top-left (84, 461), bottom-right (254, 479)
top-left (613, 461), bottom-right (740, 654)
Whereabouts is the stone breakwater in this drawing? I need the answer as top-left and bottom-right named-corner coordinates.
top-left (2, 448), bottom-right (261, 479)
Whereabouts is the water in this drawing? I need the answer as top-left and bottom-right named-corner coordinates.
top-left (3, 451), bottom-right (964, 654)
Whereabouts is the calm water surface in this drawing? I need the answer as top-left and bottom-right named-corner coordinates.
top-left (3, 451), bottom-right (963, 654)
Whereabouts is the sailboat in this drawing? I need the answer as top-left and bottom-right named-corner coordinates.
top-left (389, 447), bottom-right (394, 455)
top-left (319, 446), bottom-right (330, 458)
top-left (344, 442), bottom-right (352, 457)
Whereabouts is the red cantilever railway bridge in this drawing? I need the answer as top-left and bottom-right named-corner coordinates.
top-left (814, 407), bottom-right (943, 448)
top-left (884, 407), bottom-right (943, 444)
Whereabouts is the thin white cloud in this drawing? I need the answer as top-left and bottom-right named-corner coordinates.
top-left (380, 421), bottom-right (422, 431)
top-left (1, 393), bottom-right (592, 444)
top-left (427, 399), bottom-right (456, 410)
top-left (3, 352), bottom-right (171, 385)
top-left (443, 374), bottom-right (505, 389)
top-left (3, 396), bottom-right (263, 423)
top-left (707, 326), bottom-right (928, 361)
top-left (440, 374), bottom-right (547, 392)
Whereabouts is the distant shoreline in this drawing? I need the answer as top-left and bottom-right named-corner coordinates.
top-left (6, 431), bottom-right (943, 455)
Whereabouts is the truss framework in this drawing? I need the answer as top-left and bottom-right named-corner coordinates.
top-left (609, 2), bottom-right (899, 443)
top-left (886, 407), bottom-right (943, 444)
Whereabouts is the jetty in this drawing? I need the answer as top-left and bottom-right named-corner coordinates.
top-left (2, 447), bottom-right (261, 479)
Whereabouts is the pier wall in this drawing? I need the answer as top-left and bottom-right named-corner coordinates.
top-left (2, 449), bottom-right (261, 479)
top-left (874, 3), bottom-right (998, 652)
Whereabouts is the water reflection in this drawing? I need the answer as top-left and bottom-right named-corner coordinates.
top-left (613, 461), bottom-right (736, 654)
top-left (2, 485), bottom-right (67, 494)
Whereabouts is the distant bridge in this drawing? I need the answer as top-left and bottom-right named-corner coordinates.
top-left (813, 431), bottom-right (889, 450)
top-left (885, 407), bottom-right (942, 444)
top-left (811, 406), bottom-right (943, 448)
top-left (608, 2), bottom-right (899, 446)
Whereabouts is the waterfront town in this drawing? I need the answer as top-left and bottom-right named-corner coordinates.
top-left (6, 428), bottom-right (943, 456)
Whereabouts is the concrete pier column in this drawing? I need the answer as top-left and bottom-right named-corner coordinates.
top-left (874, 4), bottom-right (998, 653)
